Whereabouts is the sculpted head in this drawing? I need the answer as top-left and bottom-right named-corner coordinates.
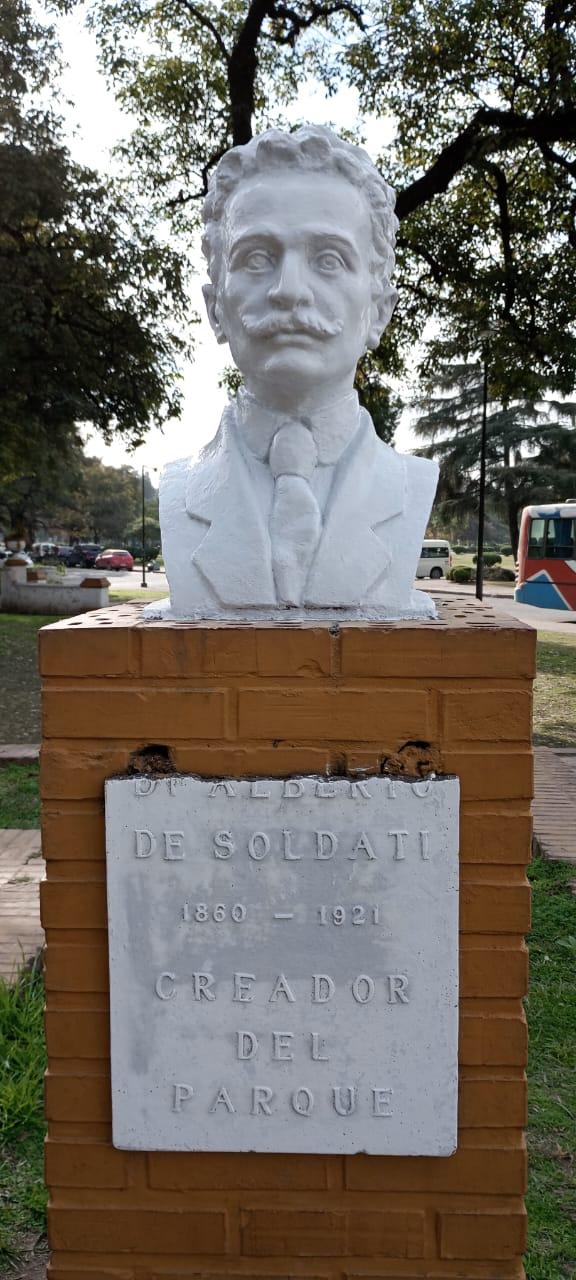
top-left (201, 125), bottom-right (399, 408)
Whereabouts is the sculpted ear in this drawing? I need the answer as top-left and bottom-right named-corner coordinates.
top-left (203, 283), bottom-right (228, 345)
top-left (366, 284), bottom-right (398, 350)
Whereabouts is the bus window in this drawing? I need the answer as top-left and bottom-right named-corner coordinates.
top-left (528, 518), bottom-right (545, 557)
top-left (546, 518), bottom-right (575, 559)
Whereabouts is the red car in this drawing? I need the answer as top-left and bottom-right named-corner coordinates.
top-left (94, 548), bottom-right (134, 571)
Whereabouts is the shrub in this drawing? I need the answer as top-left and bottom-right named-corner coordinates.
top-left (453, 544), bottom-right (468, 554)
top-left (472, 552), bottom-right (502, 566)
top-left (486, 566), bottom-right (516, 581)
top-left (500, 545), bottom-right (513, 557)
top-left (448, 565), bottom-right (473, 583)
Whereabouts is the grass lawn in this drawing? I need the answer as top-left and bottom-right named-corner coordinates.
top-left (0, 764), bottom-right (40, 828)
top-left (0, 614), bottom-right (57, 744)
top-left (534, 631), bottom-right (576, 749)
top-left (0, 602), bottom-right (162, 745)
top-left (0, 961), bottom-right (47, 1270)
top-left (108, 588), bottom-right (165, 603)
top-left (454, 551), bottom-right (516, 572)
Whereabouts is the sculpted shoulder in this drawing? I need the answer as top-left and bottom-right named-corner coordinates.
top-left (159, 456), bottom-right (190, 523)
top-left (403, 450), bottom-right (439, 496)
top-left (370, 436), bottom-right (438, 505)
top-left (159, 428), bottom-right (223, 507)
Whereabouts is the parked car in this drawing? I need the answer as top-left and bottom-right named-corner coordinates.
top-left (94, 548), bottom-right (134, 571)
top-left (415, 539), bottom-right (453, 579)
top-left (64, 543), bottom-right (103, 568)
top-left (32, 541), bottom-right (59, 562)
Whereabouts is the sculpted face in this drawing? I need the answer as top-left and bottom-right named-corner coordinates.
top-left (206, 170), bottom-right (391, 409)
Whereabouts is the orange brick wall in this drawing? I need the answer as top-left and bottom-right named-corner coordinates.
top-left (40, 599), bottom-right (535, 1280)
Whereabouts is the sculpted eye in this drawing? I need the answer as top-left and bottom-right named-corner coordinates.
top-left (244, 249), bottom-right (274, 272)
top-left (315, 250), bottom-right (345, 273)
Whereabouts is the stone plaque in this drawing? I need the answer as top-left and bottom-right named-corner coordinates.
top-left (105, 773), bottom-right (459, 1154)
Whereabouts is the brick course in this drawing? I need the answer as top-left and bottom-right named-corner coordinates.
top-left (41, 597), bottom-right (533, 1279)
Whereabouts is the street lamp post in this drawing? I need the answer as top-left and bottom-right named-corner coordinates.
top-left (475, 351), bottom-right (490, 602)
top-left (140, 466), bottom-right (147, 589)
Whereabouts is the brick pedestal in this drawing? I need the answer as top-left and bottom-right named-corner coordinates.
top-left (40, 596), bottom-right (535, 1280)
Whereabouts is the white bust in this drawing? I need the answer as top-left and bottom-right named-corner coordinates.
top-left (151, 125), bottom-right (438, 621)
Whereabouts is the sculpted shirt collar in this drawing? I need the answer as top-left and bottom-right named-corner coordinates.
top-left (236, 388), bottom-right (362, 466)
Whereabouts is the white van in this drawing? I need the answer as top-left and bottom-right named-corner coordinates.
top-left (416, 539), bottom-right (452, 579)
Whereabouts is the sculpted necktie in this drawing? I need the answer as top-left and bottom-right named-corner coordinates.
top-left (269, 422), bottom-right (322, 606)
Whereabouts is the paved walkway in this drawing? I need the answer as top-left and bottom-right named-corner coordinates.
top-left (0, 744), bottom-right (40, 764)
top-left (0, 828), bottom-right (44, 981)
top-left (533, 747), bottom-right (576, 866)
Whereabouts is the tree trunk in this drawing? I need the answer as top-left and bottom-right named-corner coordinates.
top-left (228, 0), bottom-right (273, 145)
top-left (505, 487), bottom-right (520, 559)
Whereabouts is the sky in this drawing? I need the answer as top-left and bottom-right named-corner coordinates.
top-left (57, 5), bottom-right (416, 479)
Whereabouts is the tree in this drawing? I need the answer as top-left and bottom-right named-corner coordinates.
top-left (412, 361), bottom-right (576, 555)
top-left (63, 0), bottom-right (576, 399)
top-left (78, 458), bottom-right (141, 545)
top-left (354, 354), bottom-right (403, 444)
top-left (0, 0), bottom-right (189, 505)
top-left (125, 501), bottom-right (162, 558)
top-left (0, 436), bottom-right (86, 544)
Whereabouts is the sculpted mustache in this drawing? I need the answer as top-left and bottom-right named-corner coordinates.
top-left (241, 311), bottom-right (344, 338)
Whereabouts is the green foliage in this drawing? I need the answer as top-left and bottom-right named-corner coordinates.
top-left (346, 0), bottom-right (576, 399)
top-left (500, 544), bottom-right (513, 556)
top-left (79, 457), bottom-right (140, 545)
top-left (0, 962), bottom-right (45, 1145)
top-left (354, 353), bottom-right (403, 444)
top-left (0, 764), bottom-right (40, 828)
top-left (472, 552), bottom-right (502, 566)
top-left (0, 438), bottom-right (86, 543)
top-left (0, 0), bottom-right (190, 495)
top-left (125, 497), bottom-right (162, 557)
top-left (219, 366), bottom-right (244, 399)
top-left (447, 564), bottom-right (473, 582)
top-left (0, 451), bottom-right (156, 549)
top-left (0, 960), bottom-right (47, 1264)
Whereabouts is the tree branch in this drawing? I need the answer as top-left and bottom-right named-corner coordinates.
top-left (482, 159), bottom-right (515, 319)
top-left (176, 0), bottom-right (230, 63)
top-left (227, 0), bottom-right (275, 145)
top-left (166, 138), bottom-right (230, 204)
top-left (227, 0), bottom-right (365, 144)
top-left (537, 137), bottom-right (576, 177)
top-left (396, 106), bottom-right (576, 220)
top-left (398, 234), bottom-right (444, 285)
top-left (271, 2), bottom-right (365, 45)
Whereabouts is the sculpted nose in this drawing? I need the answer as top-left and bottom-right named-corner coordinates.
top-left (267, 251), bottom-right (314, 309)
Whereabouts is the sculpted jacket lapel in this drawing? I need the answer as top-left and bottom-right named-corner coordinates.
top-left (304, 414), bottom-right (407, 607)
top-left (184, 406), bottom-right (277, 606)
